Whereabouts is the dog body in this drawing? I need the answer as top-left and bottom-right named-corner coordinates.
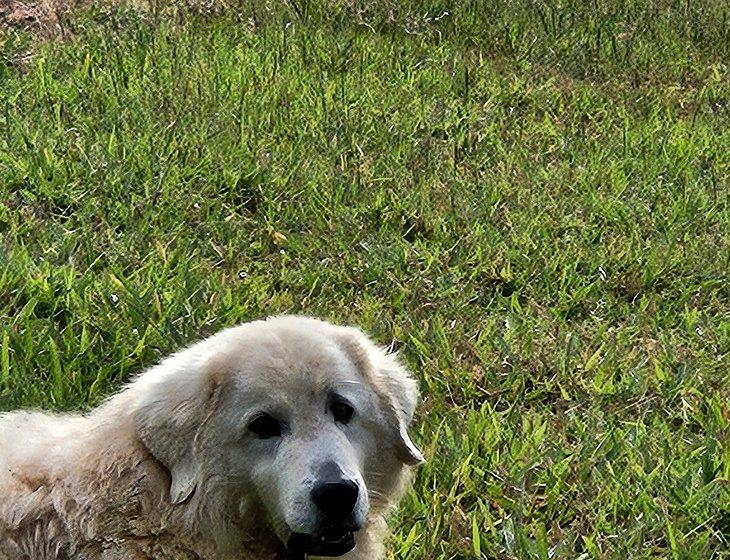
top-left (0, 316), bottom-right (422, 559)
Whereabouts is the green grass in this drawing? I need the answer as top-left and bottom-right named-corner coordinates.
top-left (1, 0), bottom-right (728, 558)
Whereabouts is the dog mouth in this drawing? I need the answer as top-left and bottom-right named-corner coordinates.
top-left (287, 527), bottom-right (357, 557)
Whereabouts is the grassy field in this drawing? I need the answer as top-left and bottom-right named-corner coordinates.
top-left (1, 0), bottom-right (729, 558)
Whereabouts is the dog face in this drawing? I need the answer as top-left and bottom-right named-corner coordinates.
top-left (134, 317), bottom-right (422, 558)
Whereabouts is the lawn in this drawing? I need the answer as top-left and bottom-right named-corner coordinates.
top-left (0, 0), bottom-right (728, 558)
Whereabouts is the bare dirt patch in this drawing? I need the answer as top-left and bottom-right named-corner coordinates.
top-left (0, 0), bottom-right (45, 31)
top-left (0, 0), bottom-right (75, 34)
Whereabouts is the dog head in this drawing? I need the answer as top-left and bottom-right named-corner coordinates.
top-left (134, 316), bottom-right (423, 557)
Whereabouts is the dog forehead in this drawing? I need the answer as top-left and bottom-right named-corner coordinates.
top-left (205, 323), bottom-right (362, 392)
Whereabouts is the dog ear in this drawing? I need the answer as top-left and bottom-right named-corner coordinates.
top-left (372, 350), bottom-right (425, 466)
top-left (134, 365), bottom-right (219, 504)
top-left (336, 329), bottom-right (424, 466)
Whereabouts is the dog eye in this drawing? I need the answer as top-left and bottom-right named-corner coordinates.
top-left (331, 400), bottom-right (354, 424)
top-left (248, 414), bottom-right (281, 439)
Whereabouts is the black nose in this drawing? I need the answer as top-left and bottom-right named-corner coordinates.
top-left (311, 479), bottom-right (359, 520)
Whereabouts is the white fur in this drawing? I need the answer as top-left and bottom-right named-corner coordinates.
top-left (0, 316), bottom-right (422, 559)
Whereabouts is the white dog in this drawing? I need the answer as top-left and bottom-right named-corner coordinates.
top-left (0, 316), bottom-right (423, 559)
